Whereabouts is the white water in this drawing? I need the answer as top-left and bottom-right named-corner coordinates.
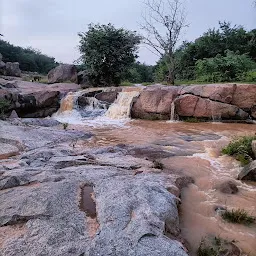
top-left (53, 88), bottom-right (141, 127)
top-left (105, 91), bottom-right (140, 119)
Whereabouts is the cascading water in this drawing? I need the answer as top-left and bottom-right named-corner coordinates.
top-left (170, 102), bottom-right (178, 121)
top-left (105, 91), bottom-right (140, 119)
top-left (53, 88), bottom-right (142, 126)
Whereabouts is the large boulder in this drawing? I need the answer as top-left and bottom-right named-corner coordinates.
top-left (238, 160), bottom-right (256, 181)
top-left (48, 64), bottom-right (77, 84)
top-left (5, 62), bottom-right (21, 77)
top-left (216, 180), bottom-right (239, 194)
top-left (16, 91), bottom-right (60, 117)
top-left (232, 84), bottom-right (256, 110)
top-left (174, 95), bottom-right (249, 120)
top-left (131, 86), bottom-right (179, 120)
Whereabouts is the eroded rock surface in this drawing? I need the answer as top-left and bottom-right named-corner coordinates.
top-left (131, 84), bottom-right (256, 120)
top-left (0, 120), bottom-right (188, 256)
top-left (0, 78), bottom-right (81, 118)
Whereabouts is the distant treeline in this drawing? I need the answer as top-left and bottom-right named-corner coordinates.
top-left (1, 21), bottom-right (255, 83)
top-left (0, 40), bottom-right (58, 74)
top-left (115, 22), bottom-right (256, 84)
top-left (155, 22), bottom-right (256, 83)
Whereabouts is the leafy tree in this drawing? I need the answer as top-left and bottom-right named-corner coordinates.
top-left (195, 51), bottom-right (256, 82)
top-left (78, 23), bottom-right (141, 87)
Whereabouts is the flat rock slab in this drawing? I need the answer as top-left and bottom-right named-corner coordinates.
top-left (0, 143), bottom-right (19, 159)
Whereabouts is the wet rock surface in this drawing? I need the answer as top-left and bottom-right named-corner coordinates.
top-left (216, 180), bottom-right (239, 194)
top-left (131, 84), bottom-right (256, 120)
top-left (238, 160), bottom-right (256, 181)
top-left (0, 120), bottom-right (188, 256)
top-left (0, 78), bottom-right (81, 118)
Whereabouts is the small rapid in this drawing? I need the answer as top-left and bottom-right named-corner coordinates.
top-left (52, 87), bottom-right (142, 126)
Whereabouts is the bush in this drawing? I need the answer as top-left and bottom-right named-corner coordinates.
top-left (239, 70), bottom-right (256, 82)
top-left (221, 209), bottom-right (255, 225)
top-left (196, 51), bottom-right (256, 82)
top-left (222, 135), bottom-right (256, 165)
top-left (0, 99), bottom-right (10, 117)
top-left (152, 160), bottom-right (164, 170)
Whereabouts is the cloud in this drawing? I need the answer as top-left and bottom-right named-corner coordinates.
top-left (1, 0), bottom-right (255, 64)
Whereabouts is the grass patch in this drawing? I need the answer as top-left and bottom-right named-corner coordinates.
top-left (197, 236), bottom-right (239, 256)
top-left (62, 123), bottom-right (69, 130)
top-left (0, 99), bottom-right (11, 117)
top-left (141, 82), bottom-right (153, 86)
top-left (221, 209), bottom-right (255, 225)
top-left (152, 160), bottom-right (164, 170)
top-left (221, 135), bottom-right (256, 165)
top-left (183, 117), bottom-right (201, 123)
top-left (121, 81), bottom-right (133, 86)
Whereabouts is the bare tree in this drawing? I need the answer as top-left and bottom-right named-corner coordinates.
top-left (140, 0), bottom-right (188, 85)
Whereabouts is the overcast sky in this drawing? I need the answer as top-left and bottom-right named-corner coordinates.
top-left (0, 0), bottom-right (255, 65)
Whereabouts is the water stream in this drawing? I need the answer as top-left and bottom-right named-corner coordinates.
top-left (52, 89), bottom-right (256, 255)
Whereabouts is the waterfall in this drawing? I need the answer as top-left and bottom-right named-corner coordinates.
top-left (105, 91), bottom-right (140, 119)
top-left (53, 87), bottom-right (142, 125)
top-left (58, 92), bottom-right (75, 113)
top-left (170, 102), bottom-right (176, 121)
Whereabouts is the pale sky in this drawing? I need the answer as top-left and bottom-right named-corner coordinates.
top-left (0, 0), bottom-right (255, 65)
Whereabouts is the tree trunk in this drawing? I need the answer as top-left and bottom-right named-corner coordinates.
top-left (167, 69), bottom-right (175, 85)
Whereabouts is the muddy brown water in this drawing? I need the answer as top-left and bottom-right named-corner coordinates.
top-left (70, 120), bottom-right (256, 255)
top-left (79, 185), bottom-right (96, 219)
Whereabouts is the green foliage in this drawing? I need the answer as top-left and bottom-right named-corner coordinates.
top-left (0, 40), bottom-right (57, 74)
top-left (78, 23), bottom-right (141, 87)
top-left (122, 62), bottom-right (154, 83)
top-left (173, 22), bottom-right (256, 81)
top-left (120, 81), bottom-right (133, 86)
top-left (63, 123), bottom-right (68, 130)
top-left (196, 51), bottom-right (256, 82)
top-left (222, 135), bottom-right (256, 165)
top-left (238, 70), bottom-right (256, 82)
top-left (222, 209), bottom-right (255, 225)
top-left (154, 56), bottom-right (169, 82)
top-left (0, 99), bottom-right (10, 117)
top-left (197, 237), bottom-right (234, 256)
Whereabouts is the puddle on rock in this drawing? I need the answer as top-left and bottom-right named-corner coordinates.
top-left (79, 185), bottom-right (96, 219)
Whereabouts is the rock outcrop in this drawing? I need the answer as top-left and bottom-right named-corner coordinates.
top-left (48, 64), bottom-right (78, 84)
top-left (0, 78), bottom-right (81, 118)
top-left (0, 120), bottom-right (188, 256)
top-left (238, 161), bottom-right (256, 181)
top-left (131, 84), bottom-right (256, 121)
top-left (131, 87), bottom-right (179, 120)
top-left (5, 62), bottom-right (21, 77)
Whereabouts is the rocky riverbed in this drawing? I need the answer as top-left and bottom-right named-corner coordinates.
top-left (0, 80), bottom-right (256, 256)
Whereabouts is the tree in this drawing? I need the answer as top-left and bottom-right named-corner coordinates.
top-left (78, 23), bottom-right (141, 87)
top-left (140, 0), bottom-right (188, 85)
